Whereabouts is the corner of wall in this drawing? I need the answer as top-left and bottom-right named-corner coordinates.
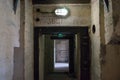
top-left (24, 0), bottom-right (34, 80)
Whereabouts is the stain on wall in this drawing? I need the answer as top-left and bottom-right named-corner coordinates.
top-left (101, 45), bottom-right (120, 80)
top-left (111, 0), bottom-right (120, 43)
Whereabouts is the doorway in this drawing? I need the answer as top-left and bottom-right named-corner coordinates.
top-left (34, 27), bottom-right (90, 80)
top-left (54, 39), bottom-right (69, 72)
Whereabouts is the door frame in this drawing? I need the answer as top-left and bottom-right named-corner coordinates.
top-left (34, 27), bottom-right (90, 80)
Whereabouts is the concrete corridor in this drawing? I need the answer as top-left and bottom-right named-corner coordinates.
top-left (0, 0), bottom-right (120, 80)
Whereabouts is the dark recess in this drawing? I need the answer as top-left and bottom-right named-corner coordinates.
top-left (32, 0), bottom-right (90, 4)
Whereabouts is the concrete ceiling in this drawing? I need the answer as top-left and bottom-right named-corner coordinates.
top-left (32, 0), bottom-right (90, 4)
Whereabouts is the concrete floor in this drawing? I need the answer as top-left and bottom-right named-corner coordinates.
top-left (45, 63), bottom-right (77, 80)
top-left (54, 63), bottom-right (69, 72)
top-left (46, 73), bottom-right (77, 80)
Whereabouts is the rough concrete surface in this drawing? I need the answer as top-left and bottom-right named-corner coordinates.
top-left (34, 4), bottom-right (91, 27)
top-left (91, 0), bottom-right (101, 80)
top-left (24, 0), bottom-right (34, 80)
top-left (101, 45), bottom-right (120, 80)
top-left (104, 0), bottom-right (113, 44)
top-left (0, 0), bottom-right (20, 80)
top-left (111, 0), bottom-right (120, 43)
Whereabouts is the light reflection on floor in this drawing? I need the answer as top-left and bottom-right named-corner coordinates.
top-left (54, 63), bottom-right (69, 72)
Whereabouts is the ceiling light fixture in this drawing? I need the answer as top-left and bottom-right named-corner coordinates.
top-left (54, 7), bottom-right (70, 17)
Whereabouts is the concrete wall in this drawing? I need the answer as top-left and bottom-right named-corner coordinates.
top-left (101, 45), bottom-right (120, 80)
top-left (100, 0), bottom-right (120, 80)
top-left (55, 40), bottom-right (69, 62)
top-left (75, 34), bottom-right (81, 80)
top-left (44, 35), bottom-right (54, 76)
top-left (39, 35), bottom-right (44, 80)
top-left (13, 0), bottom-right (24, 79)
top-left (33, 4), bottom-right (91, 27)
top-left (24, 0), bottom-right (34, 80)
top-left (91, 0), bottom-right (101, 80)
top-left (111, 0), bottom-right (120, 43)
top-left (104, 0), bottom-right (113, 44)
top-left (0, 0), bottom-right (20, 80)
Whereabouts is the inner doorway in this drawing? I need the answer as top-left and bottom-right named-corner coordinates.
top-left (54, 39), bottom-right (69, 72)
top-left (34, 27), bottom-right (90, 80)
